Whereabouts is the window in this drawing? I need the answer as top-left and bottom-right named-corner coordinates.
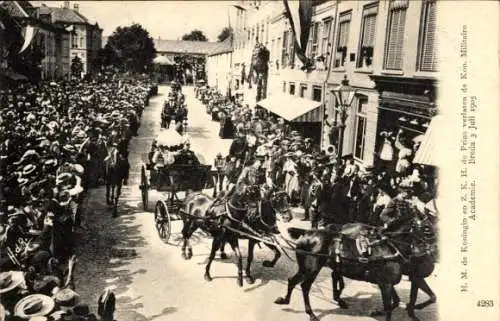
top-left (300, 84), bottom-right (307, 98)
top-left (384, 0), bottom-right (408, 70)
top-left (261, 23), bottom-right (265, 43)
top-left (418, 0), bottom-right (437, 71)
top-left (276, 37), bottom-right (281, 69)
top-left (283, 82), bottom-right (286, 93)
top-left (289, 82), bottom-right (296, 95)
top-left (71, 32), bottom-right (78, 48)
top-left (271, 39), bottom-right (275, 63)
top-left (335, 12), bottom-right (351, 68)
top-left (312, 86), bottom-right (322, 102)
top-left (353, 96), bottom-right (368, 160)
top-left (357, 3), bottom-right (378, 68)
top-left (288, 30), bottom-right (295, 67)
top-left (281, 31), bottom-right (289, 67)
top-left (310, 22), bottom-right (320, 58)
top-left (265, 20), bottom-right (269, 44)
top-left (80, 36), bottom-right (84, 48)
top-left (321, 18), bottom-right (333, 56)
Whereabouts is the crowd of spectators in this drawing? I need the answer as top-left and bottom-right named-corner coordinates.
top-left (198, 86), bottom-right (438, 229)
top-left (0, 70), bottom-right (157, 320)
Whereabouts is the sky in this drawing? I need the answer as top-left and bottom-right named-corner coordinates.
top-left (31, 1), bottom-right (237, 42)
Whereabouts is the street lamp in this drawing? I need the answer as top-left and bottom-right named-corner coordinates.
top-left (331, 74), bottom-right (357, 166)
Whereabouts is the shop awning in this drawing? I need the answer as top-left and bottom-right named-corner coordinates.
top-left (413, 115), bottom-right (442, 166)
top-left (257, 94), bottom-right (322, 122)
top-left (2, 71), bottom-right (28, 81)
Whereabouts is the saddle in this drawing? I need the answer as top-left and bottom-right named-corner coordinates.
top-left (330, 223), bottom-right (394, 265)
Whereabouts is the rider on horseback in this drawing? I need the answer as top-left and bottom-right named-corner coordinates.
top-left (379, 179), bottom-right (418, 231)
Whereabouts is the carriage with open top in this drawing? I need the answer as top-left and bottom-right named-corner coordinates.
top-left (138, 129), bottom-right (216, 242)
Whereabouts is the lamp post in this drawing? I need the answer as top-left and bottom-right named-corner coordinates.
top-left (331, 74), bottom-right (357, 166)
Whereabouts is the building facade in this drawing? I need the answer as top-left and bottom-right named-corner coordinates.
top-left (37, 1), bottom-right (102, 78)
top-left (325, 0), bottom-right (438, 169)
top-left (205, 36), bottom-right (233, 94)
top-left (232, 0), bottom-right (438, 169)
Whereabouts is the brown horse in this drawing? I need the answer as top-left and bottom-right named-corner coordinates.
top-left (104, 147), bottom-right (128, 217)
top-left (180, 184), bottom-right (284, 287)
top-left (274, 216), bottom-right (437, 321)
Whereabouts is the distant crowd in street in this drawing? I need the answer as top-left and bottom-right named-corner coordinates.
top-left (197, 86), bottom-right (438, 229)
top-left (0, 68), bottom-right (157, 320)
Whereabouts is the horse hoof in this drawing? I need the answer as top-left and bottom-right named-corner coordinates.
top-left (337, 299), bottom-right (348, 309)
top-left (220, 252), bottom-right (228, 260)
top-left (204, 273), bottom-right (212, 282)
top-left (274, 297), bottom-right (289, 305)
top-left (187, 249), bottom-right (193, 260)
top-left (309, 315), bottom-right (320, 321)
top-left (237, 275), bottom-right (243, 287)
top-left (369, 309), bottom-right (385, 317)
top-left (182, 252), bottom-right (188, 260)
top-left (262, 260), bottom-right (274, 268)
top-left (245, 276), bottom-right (255, 285)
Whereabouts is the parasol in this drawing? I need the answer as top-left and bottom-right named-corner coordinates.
top-left (155, 128), bottom-right (186, 147)
top-left (153, 55), bottom-right (175, 66)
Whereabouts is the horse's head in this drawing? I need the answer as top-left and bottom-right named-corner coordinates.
top-left (244, 184), bottom-right (261, 204)
top-left (270, 190), bottom-right (290, 214)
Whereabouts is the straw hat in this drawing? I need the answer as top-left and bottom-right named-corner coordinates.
top-left (0, 271), bottom-right (24, 294)
top-left (54, 288), bottom-right (81, 311)
top-left (14, 294), bottom-right (55, 318)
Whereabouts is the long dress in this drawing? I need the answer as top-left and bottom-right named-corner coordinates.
top-left (283, 159), bottom-right (300, 201)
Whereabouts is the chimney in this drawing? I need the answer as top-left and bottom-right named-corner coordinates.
top-left (73, 3), bottom-right (79, 11)
top-left (63, 1), bottom-right (70, 9)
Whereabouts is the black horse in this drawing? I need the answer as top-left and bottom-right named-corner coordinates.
top-left (274, 214), bottom-right (437, 321)
top-left (180, 184), bottom-right (286, 287)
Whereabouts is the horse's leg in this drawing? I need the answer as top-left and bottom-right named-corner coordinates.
top-left (262, 243), bottom-right (281, 268)
top-left (228, 237), bottom-right (243, 287)
top-left (412, 278), bottom-right (436, 310)
top-left (274, 255), bottom-right (308, 305)
top-left (106, 182), bottom-right (111, 205)
top-left (371, 283), bottom-right (394, 321)
top-left (332, 271), bottom-right (348, 309)
top-left (219, 240), bottom-right (228, 259)
top-left (181, 219), bottom-right (192, 260)
top-left (113, 184), bottom-right (121, 217)
top-left (244, 240), bottom-right (256, 284)
top-left (391, 286), bottom-right (401, 309)
top-left (205, 234), bottom-right (223, 282)
top-left (301, 269), bottom-right (322, 321)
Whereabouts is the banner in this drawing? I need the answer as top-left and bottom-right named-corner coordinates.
top-left (282, 0), bottom-right (314, 69)
top-left (19, 24), bottom-right (36, 54)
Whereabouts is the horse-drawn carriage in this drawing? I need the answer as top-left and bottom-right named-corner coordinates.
top-left (138, 129), bottom-right (215, 242)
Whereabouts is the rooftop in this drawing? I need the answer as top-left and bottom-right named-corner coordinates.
top-left (37, 4), bottom-right (89, 24)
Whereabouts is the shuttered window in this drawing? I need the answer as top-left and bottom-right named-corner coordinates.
top-left (335, 13), bottom-right (351, 67)
top-left (321, 18), bottom-right (332, 55)
top-left (354, 96), bottom-right (368, 161)
top-left (310, 22), bottom-right (320, 57)
top-left (419, 0), bottom-right (437, 71)
top-left (384, 0), bottom-right (408, 70)
top-left (282, 31), bottom-right (289, 67)
top-left (288, 30), bottom-right (295, 67)
top-left (358, 3), bottom-right (378, 68)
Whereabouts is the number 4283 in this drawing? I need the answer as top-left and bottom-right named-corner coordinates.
top-left (477, 300), bottom-right (494, 307)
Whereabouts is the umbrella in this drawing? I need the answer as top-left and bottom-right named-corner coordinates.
top-left (156, 128), bottom-right (186, 147)
top-left (153, 55), bottom-right (174, 66)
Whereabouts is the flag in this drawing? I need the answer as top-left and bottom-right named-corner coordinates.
top-left (19, 24), bottom-right (36, 54)
top-left (282, 0), bottom-right (314, 69)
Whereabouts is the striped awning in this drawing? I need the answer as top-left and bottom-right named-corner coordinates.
top-left (257, 94), bottom-right (322, 122)
top-left (413, 115), bottom-right (441, 166)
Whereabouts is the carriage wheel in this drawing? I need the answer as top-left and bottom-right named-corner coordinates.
top-left (140, 165), bottom-right (149, 211)
top-left (155, 200), bottom-right (171, 242)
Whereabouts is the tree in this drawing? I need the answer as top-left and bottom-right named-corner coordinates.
top-left (71, 56), bottom-right (83, 78)
top-left (106, 23), bottom-right (156, 73)
top-left (181, 30), bottom-right (208, 42)
top-left (217, 27), bottom-right (233, 42)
